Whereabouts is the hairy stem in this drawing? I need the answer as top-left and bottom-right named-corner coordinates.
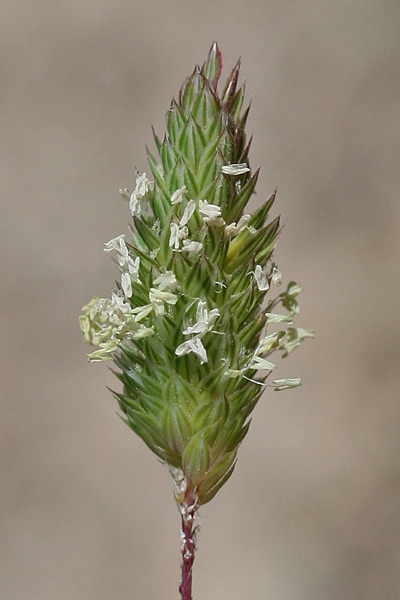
top-left (179, 496), bottom-right (199, 600)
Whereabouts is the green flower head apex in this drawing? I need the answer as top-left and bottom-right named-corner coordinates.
top-left (79, 43), bottom-right (313, 507)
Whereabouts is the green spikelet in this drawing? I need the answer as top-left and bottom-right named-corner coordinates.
top-left (79, 43), bottom-right (313, 506)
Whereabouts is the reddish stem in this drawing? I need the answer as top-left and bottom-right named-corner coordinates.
top-left (179, 497), bottom-right (199, 600)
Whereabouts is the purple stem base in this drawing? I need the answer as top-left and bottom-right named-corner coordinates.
top-left (179, 497), bottom-right (199, 600)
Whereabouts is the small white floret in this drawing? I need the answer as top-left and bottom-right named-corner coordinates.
top-left (110, 292), bottom-right (131, 314)
top-left (181, 239), bottom-right (203, 257)
top-left (149, 288), bottom-right (177, 305)
top-left (224, 214), bottom-right (251, 239)
top-left (149, 288), bottom-right (178, 315)
top-left (180, 199), bottom-right (196, 227)
top-left (129, 192), bottom-right (141, 217)
top-left (265, 312), bottom-right (293, 324)
top-left (121, 272), bottom-right (132, 298)
top-left (257, 331), bottom-right (285, 354)
top-left (271, 266), bottom-right (282, 286)
top-left (254, 265), bottom-right (269, 292)
top-left (153, 270), bottom-right (178, 291)
top-left (131, 304), bottom-right (153, 322)
top-left (129, 172), bottom-right (154, 217)
top-left (224, 222), bottom-right (238, 238)
top-left (135, 172), bottom-right (154, 197)
top-left (236, 214), bottom-right (251, 232)
top-left (131, 324), bottom-right (154, 339)
top-left (183, 300), bottom-right (219, 337)
top-left (221, 163), bottom-right (250, 176)
top-left (170, 185), bottom-right (187, 205)
top-left (175, 337), bottom-right (208, 364)
top-left (169, 223), bottom-right (189, 250)
top-left (272, 378), bottom-right (302, 391)
top-left (104, 235), bottom-right (126, 254)
top-left (199, 200), bottom-right (223, 225)
top-left (249, 356), bottom-right (276, 371)
top-left (87, 340), bottom-right (119, 362)
top-left (127, 256), bottom-right (140, 279)
top-left (104, 236), bottom-right (140, 282)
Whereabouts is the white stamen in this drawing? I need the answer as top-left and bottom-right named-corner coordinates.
top-left (135, 172), bottom-right (154, 197)
top-left (131, 324), bottom-right (154, 339)
top-left (254, 265), bottom-right (269, 292)
top-left (181, 239), bottom-right (203, 257)
top-left (121, 272), bottom-right (132, 298)
top-left (272, 378), bottom-right (302, 391)
top-left (149, 288), bottom-right (178, 315)
top-left (271, 266), bottom-right (282, 286)
top-left (153, 270), bottom-right (178, 291)
top-left (170, 185), bottom-right (187, 205)
top-left (87, 340), bottom-right (119, 362)
top-left (180, 199), bottom-right (196, 227)
top-left (183, 300), bottom-right (219, 337)
top-left (110, 292), bottom-right (131, 315)
top-left (129, 193), bottom-right (141, 217)
top-left (199, 200), bottom-right (224, 225)
top-left (169, 223), bottom-right (189, 250)
top-left (131, 304), bottom-right (153, 322)
top-left (236, 214), bottom-right (251, 232)
top-left (149, 288), bottom-right (177, 304)
top-left (104, 234), bottom-right (126, 254)
top-left (104, 235), bottom-right (141, 282)
top-left (224, 215), bottom-right (251, 239)
top-left (221, 163), bottom-right (250, 176)
top-left (127, 256), bottom-right (140, 278)
top-left (248, 356), bottom-right (276, 371)
top-left (224, 223), bottom-right (238, 238)
top-left (175, 337), bottom-right (208, 364)
top-left (265, 312), bottom-right (293, 324)
top-left (281, 327), bottom-right (314, 357)
top-left (257, 331), bottom-right (285, 354)
top-left (129, 172), bottom-right (154, 217)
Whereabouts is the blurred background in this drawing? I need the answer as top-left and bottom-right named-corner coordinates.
top-left (1, 1), bottom-right (399, 599)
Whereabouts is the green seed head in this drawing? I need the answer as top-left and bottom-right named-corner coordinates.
top-left (79, 43), bottom-right (313, 506)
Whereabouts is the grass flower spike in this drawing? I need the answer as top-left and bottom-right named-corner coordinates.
top-left (79, 42), bottom-right (313, 600)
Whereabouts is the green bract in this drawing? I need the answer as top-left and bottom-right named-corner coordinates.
top-left (79, 43), bottom-right (313, 506)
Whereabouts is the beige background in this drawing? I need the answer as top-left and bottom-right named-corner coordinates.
top-left (1, 1), bottom-right (399, 599)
